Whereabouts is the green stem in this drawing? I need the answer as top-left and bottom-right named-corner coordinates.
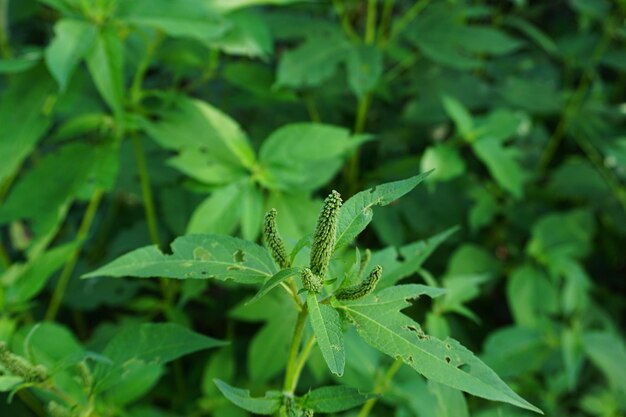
top-left (289, 335), bottom-right (315, 390)
top-left (16, 390), bottom-right (46, 417)
top-left (378, 0), bottom-right (396, 45)
top-left (130, 31), bottom-right (163, 107)
top-left (356, 358), bottom-right (403, 417)
top-left (131, 135), bottom-right (161, 246)
top-left (332, 0), bottom-right (360, 42)
top-left (45, 188), bottom-right (104, 321)
top-left (364, 0), bottom-right (377, 44)
top-left (303, 94), bottom-right (321, 123)
top-left (0, 241), bottom-right (9, 268)
top-left (283, 308), bottom-right (308, 393)
top-left (0, 0), bottom-right (11, 59)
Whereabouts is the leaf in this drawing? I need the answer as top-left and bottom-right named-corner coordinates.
top-left (420, 144), bottom-right (466, 182)
top-left (275, 30), bottom-right (351, 88)
top-left (186, 183), bottom-right (244, 235)
top-left (583, 331), bottom-right (626, 395)
top-left (115, 0), bottom-right (230, 42)
top-left (307, 293), bottom-right (345, 376)
top-left (212, 0), bottom-right (306, 13)
top-left (240, 182), bottom-right (264, 241)
top-left (259, 123), bottom-right (364, 191)
top-left (441, 95), bottom-right (474, 139)
top-left (45, 19), bottom-right (98, 91)
top-left (83, 234), bottom-right (276, 284)
top-left (0, 67), bottom-right (55, 184)
top-left (143, 96), bottom-right (256, 170)
top-left (0, 50), bottom-right (42, 74)
top-left (94, 323), bottom-right (227, 392)
top-left (302, 385), bottom-right (376, 412)
top-left (0, 376), bottom-right (23, 392)
top-left (472, 137), bottom-right (528, 199)
top-left (247, 268), bottom-right (301, 305)
top-left (335, 172), bottom-right (431, 250)
top-left (85, 26), bottom-right (125, 119)
top-left (248, 311), bottom-right (297, 383)
top-left (212, 10), bottom-right (273, 58)
top-left (340, 285), bottom-right (543, 414)
top-left (3, 243), bottom-right (77, 305)
top-left (213, 379), bottom-right (282, 415)
top-left (347, 45), bottom-right (383, 99)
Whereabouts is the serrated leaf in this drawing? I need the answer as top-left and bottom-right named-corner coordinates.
top-left (308, 293), bottom-right (345, 376)
top-left (335, 172), bottom-right (430, 250)
top-left (186, 183), bottom-right (244, 235)
top-left (472, 137), bottom-right (528, 199)
top-left (45, 19), bottom-right (98, 91)
top-left (94, 323), bottom-right (227, 392)
top-left (247, 267), bottom-right (301, 305)
top-left (214, 379), bottom-right (282, 415)
top-left (340, 285), bottom-right (543, 414)
top-left (83, 234), bottom-right (276, 284)
top-left (302, 385), bottom-right (376, 412)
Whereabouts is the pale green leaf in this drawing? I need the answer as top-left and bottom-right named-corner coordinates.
top-left (45, 19), bottom-right (97, 90)
top-left (248, 311), bottom-right (296, 383)
top-left (340, 285), bottom-right (542, 414)
top-left (186, 183), bottom-right (244, 235)
top-left (335, 172), bottom-right (431, 250)
top-left (583, 331), bottom-right (626, 395)
top-left (86, 26), bottom-right (125, 119)
top-left (94, 323), bottom-right (227, 392)
top-left (213, 0), bottom-right (307, 13)
top-left (308, 293), bottom-right (345, 376)
top-left (214, 379), bottom-right (282, 415)
top-left (0, 50), bottom-right (42, 74)
top-left (472, 137), bottom-right (528, 198)
top-left (116, 0), bottom-right (230, 42)
top-left (143, 96), bottom-right (256, 169)
top-left (83, 234), bottom-right (276, 284)
top-left (240, 182), bottom-right (264, 241)
top-left (212, 10), bottom-right (273, 58)
top-left (441, 95), bottom-right (474, 139)
top-left (302, 385), bottom-right (376, 412)
top-left (0, 376), bottom-right (23, 392)
top-left (420, 144), bottom-right (466, 182)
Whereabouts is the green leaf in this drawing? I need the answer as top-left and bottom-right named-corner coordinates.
top-left (143, 96), bottom-right (256, 170)
top-left (247, 268), bottom-right (301, 305)
top-left (212, 0), bottom-right (306, 13)
top-left (212, 10), bottom-right (273, 58)
top-left (583, 331), bottom-right (626, 395)
top-left (248, 311), bottom-right (297, 383)
top-left (3, 243), bottom-right (76, 305)
top-left (0, 67), bottom-right (55, 184)
top-left (259, 123), bottom-right (364, 191)
top-left (307, 293), bottom-right (345, 376)
top-left (506, 265), bottom-right (558, 328)
top-left (340, 285), bottom-right (542, 414)
top-left (213, 379), bottom-right (282, 415)
top-left (83, 234), bottom-right (276, 284)
top-left (45, 19), bottom-right (98, 91)
top-left (420, 144), bottom-right (466, 182)
top-left (347, 45), bottom-right (382, 99)
top-left (472, 137), bottom-right (528, 198)
top-left (85, 26), bottom-right (125, 119)
top-left (302, 385), bottom-right (376, 412)
top-left (186, 183), bottom-right (244, 235)
top-left (94, 323), bottom-right (227, 392)
top-left (241, 182), bottom-right (264, 241)
top-left (441, 95), bottom-right (474, 139)
top-left (0, 376), bottom-right (23, 392)
top-left (275, 30), bottom-right (351, 88)
top-left (116, 0), bottom-right (230, 42)
top-left (334, 172), bottom-right (431, 250)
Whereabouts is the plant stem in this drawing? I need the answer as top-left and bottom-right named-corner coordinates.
top-left (332, 0), bottom-right (359, 42)
top-left (130, 31), bottom-right (163, 107)
top-left (45, 188), bottom-right (104, 321)
top-left (0, 0), bottom-right (11, 59)
top-left (131, 135), bottom-right (161, 246)
top-left (378, 0), bottom-right (395, 44)
top-left (356, 358), bottom-right (403, 417)
top-left (290, 334), bottom-right (315, 390)
top-left (283, 308), bottom-right (308, 393)
top-left (364, 0), bottom-right (377, 44)
top-left (388, 0), bottom-right (431, 43)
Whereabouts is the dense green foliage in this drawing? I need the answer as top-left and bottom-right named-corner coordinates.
top-left (1, 0), bottom-right (625, 416)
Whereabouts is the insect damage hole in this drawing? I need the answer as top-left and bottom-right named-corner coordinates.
top-left (233, 249), bottom-right (245, 263)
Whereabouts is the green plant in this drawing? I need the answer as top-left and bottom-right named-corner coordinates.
top-left (84, 176), bottom-right (542, 416)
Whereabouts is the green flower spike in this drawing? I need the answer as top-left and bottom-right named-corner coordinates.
top-left (335, 265), bottom-right (383, 300)
top-left (310, 190), bottom-right (342, 278)
top-left (0, 342), bottom-right (48, 383)
top-left (263, 208), bottom-right (290, 269)
top-left (301, 267), bottom-right (323, 293)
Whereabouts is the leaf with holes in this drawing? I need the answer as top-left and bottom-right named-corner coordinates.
top-left (338, 284), bottom-right (543, 414)
top-left (83, 234), bottom-right (276, 284)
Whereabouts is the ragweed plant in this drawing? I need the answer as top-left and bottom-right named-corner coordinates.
top-left (85, 174), bottom-right (542, 416)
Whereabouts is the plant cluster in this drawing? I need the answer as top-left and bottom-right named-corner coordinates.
top-left (1, 1), bottom-right (625, 417)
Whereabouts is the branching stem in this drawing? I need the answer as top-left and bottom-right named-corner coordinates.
top-left (356, 358), bottom-right (403, 417)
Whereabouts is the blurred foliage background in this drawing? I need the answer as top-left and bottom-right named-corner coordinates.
top-left (0, 0), bottom-right (625, 416)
